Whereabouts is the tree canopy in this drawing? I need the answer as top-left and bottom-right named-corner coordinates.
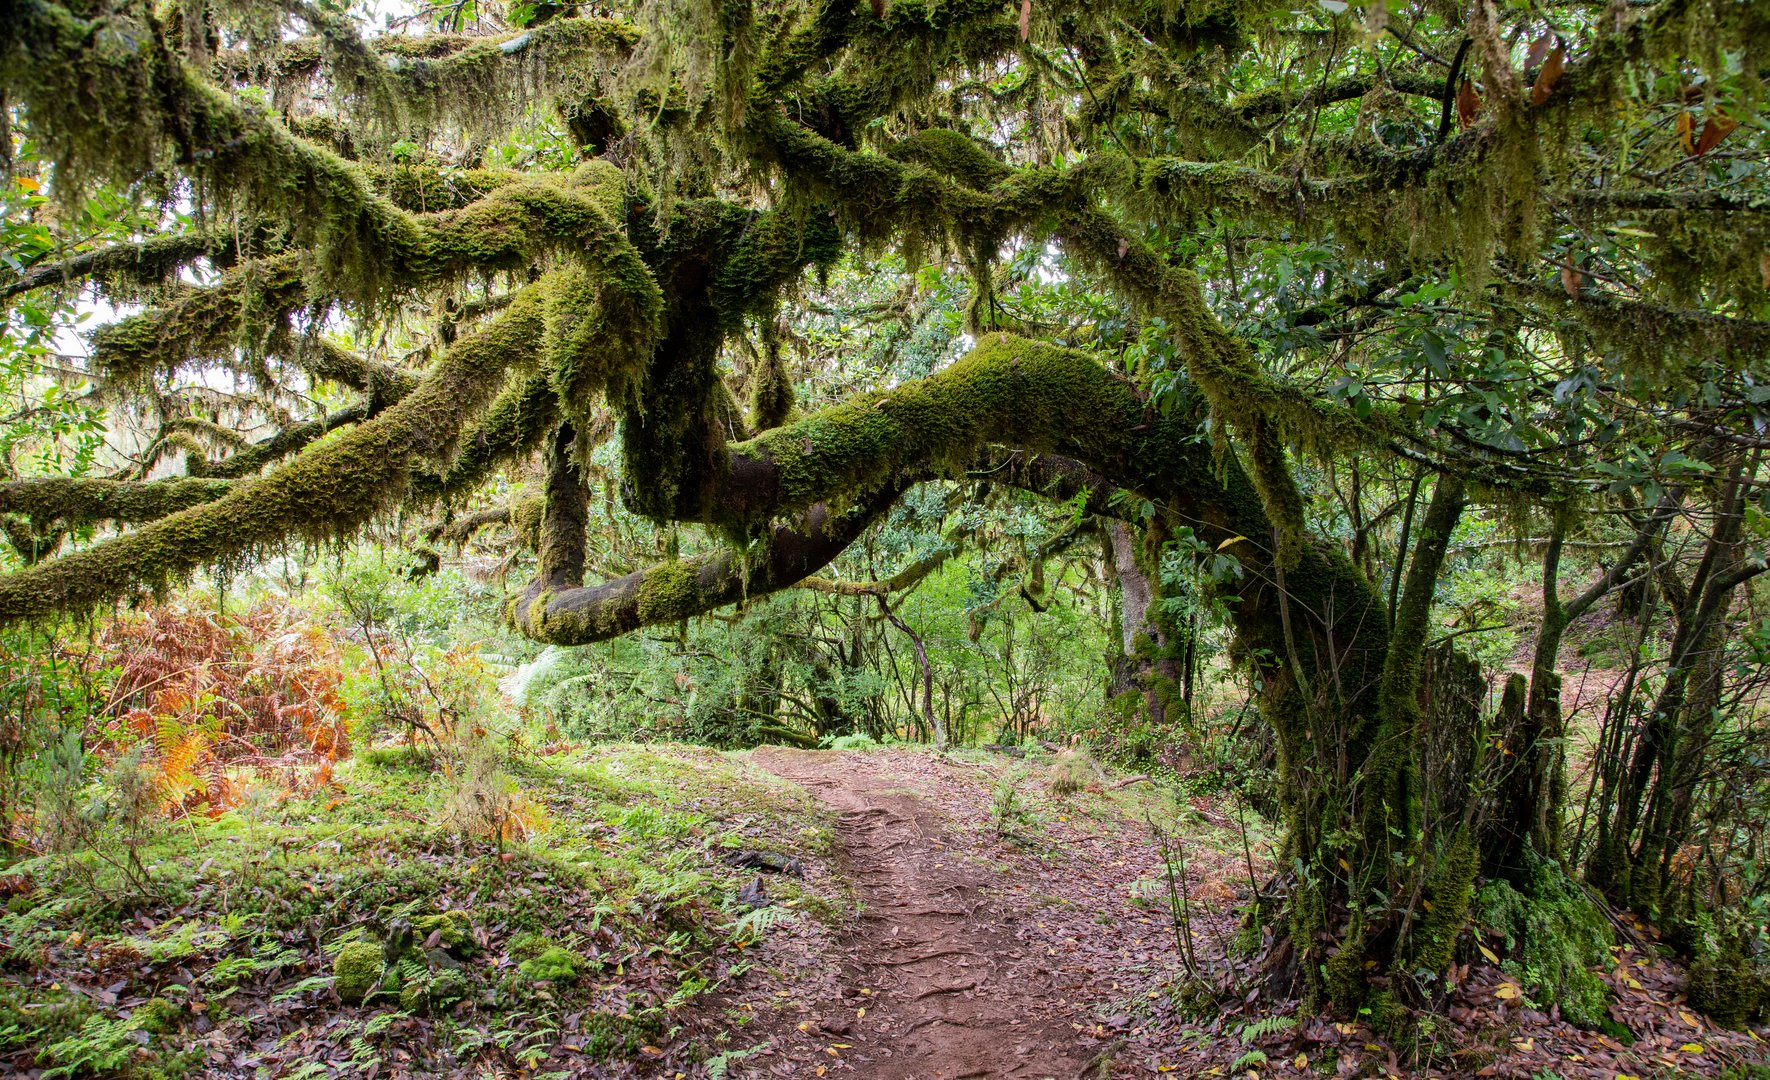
top-left (2, 0), bottom-right (1767, 1020)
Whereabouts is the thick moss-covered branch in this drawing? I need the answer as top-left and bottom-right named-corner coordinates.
top-left (0, 284), bottom-right (549, 623)
top-left (424, 503), bottom-right (529, 547)
top-left (3, 5), bottom-right (633, 307)
top-left (91, 163), bottom-right (638, 398)
top-left (87, 260), bottom-right (413, 404)
top-left (699, 334), bottom-right (1213, 530)
top-left (799, 541), bottom-right (959, 597)
top-left (361, 165), bottom-right (521, 212)
top-left (1501, 272), bottom-right (1770, 369)
top-left (414, 372), bottom-right (559, 504)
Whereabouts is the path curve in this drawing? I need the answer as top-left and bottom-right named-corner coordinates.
top-left (745, 748), bottom-right (1096, 1079)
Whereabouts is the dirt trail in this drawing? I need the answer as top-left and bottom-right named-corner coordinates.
top-left (746, 748), bottom-right (1095, 1079)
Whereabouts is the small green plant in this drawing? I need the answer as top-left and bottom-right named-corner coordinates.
top-left (824, 732), bottom-right (879, 751)
top-left (730, 904), bottom-right (790, 946)
top-left (990, 768), bottom-right (1035, 837)
top-left (40, 1015), bottom-right (139, 1079)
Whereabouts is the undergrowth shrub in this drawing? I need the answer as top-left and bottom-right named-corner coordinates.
top-left (1046, 747), bottom-right (1097, 796)
top-left (84, 598), bottom-right (351, 820)
top-left (439, 735), bottom-right (548, 847)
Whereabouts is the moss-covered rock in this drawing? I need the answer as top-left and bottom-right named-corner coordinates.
top-left (414, 910), bottom-right (476, 955)
top-left (333, 941), bottom-right (385, 1004)
top-left (1687, 946), bottom-right (1769, 1029)
top-left (1476, 854), bottom-right (1612, 1027)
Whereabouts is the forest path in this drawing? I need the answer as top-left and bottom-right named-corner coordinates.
top-left (741, 747), bottom-right (1099, 1079)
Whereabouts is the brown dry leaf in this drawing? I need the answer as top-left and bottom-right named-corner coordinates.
top-left (1530, 43), bottom-right (1566, 106)
top-left (1678, 111), bottom-right (1697, 155)
top-left (1457, 80), bottom-right (1482, 127)
top-left (1020, 0), bottom-right (1032, 41)
top-left (1758, 251), bottom-right (1769, 290)
top-left (870, 0), bottom-right (884, 15)
top-left (1695, 114), bottom-right (1739, 155)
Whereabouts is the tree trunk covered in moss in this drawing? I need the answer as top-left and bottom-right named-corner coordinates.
top-left (1107, 520), bottom-right (1186, 729)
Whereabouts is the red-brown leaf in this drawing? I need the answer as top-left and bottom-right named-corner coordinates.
top-left (1457, 80), bottom-right (1482, 127)
top-left (1560, 255), bottom-right (1584, 298)
top-left (1530, 43), bottom-right (1565, 106)
top-left (1695, 113), bottom-right (1739, 155)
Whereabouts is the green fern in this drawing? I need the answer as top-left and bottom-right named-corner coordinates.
top-left (1230, 1049), bottom-right (1269, 1070)
top-left (1237, 1015), bottom-right (1296, 1043)
top-left (731, 904), bottom-right (790, 945)
top-left (707, 1046), bottom-right (763, 1079)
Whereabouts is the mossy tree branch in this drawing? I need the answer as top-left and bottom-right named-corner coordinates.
top-left (0, 283), bottom-right (551, 621)
top-left (0, 476), bottom-right (235, 527)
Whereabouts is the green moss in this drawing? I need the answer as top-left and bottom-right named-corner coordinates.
top-left (1476, 853), bottom-right (1612, 1027)
top-left (886, 129), bottom-right (1011, 191)
top-left (1321, 913), bottom-right (1369, 1011)
top-left (748, 331), bottom-right (795, 432)
top-left (362, 164), bottom-right (518, 211)
top-left (1687, 941), bottom-right (1769, 1029)
top-left (130, 997), bottom-right (184, 1035)
top-left (1406, 831), bottom-right (1479, 977)
top-left (635, 560), bottom-right (702, 624)
top-left (333, 940), bottom-right (384, 1004)
top-left (517, 945), bottom-right (581, 983)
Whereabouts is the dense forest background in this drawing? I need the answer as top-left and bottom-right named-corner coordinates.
top-left (0, 0), bottom-right (1767, 1073)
